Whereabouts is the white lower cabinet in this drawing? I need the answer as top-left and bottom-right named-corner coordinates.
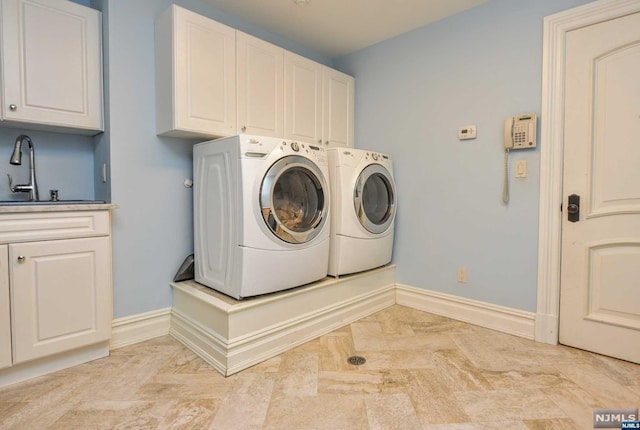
top-left (0, 210), bottom-right (112, 374)
top-left (9, 237), bottom-right (111, 364)
top-left (0, 245), bottom-right (10, 370)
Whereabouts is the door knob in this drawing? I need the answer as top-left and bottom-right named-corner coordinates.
top-left (17, 255), bottom-right (26, 263)
top-left (567, 194), bottom-right (580, 223)
top-left (9, 104), bottom-right (17, 111)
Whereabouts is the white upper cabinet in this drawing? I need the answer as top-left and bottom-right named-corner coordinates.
top-left (284, 51), bottom-right (323, 145)
top-left (156, 5), bottom-right (236, 138)
top-left (0, 0), bottom-right (103, 134)
top-left (323, 67), bottom-right (354, 148)
top-left (155, 5), bottom-right (354, 144)
top-left (237, 32), bottom-right (283, 138)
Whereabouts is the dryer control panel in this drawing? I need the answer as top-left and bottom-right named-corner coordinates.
top-left (337, 149), bottom-right (392, 171)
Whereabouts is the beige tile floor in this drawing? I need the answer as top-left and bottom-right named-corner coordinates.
top-left (1, 305), bottom-right (639, 429)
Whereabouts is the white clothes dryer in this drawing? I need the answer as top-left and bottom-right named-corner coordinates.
top-left (193, 135), bottom-right (330, 299)
top-left (327, 147), bottom-right (396, 276)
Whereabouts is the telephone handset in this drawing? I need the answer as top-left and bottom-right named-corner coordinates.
top-left (502, 113), bottom-right (537, 204)
top-left (504, 114), bottom-right (537, 150)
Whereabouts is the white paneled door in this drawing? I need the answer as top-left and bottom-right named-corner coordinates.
top-left (559, 11), bottom-right (640, 364)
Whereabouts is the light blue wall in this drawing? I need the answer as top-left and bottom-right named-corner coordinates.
top-left (1, 0), bottom-right (600, 318)
top-left (0, 129), bottom-right (94, 201)
top-left (92, 0), bottom-right (111, 204)
top-left (336, 0), bottom-right (595, 312)
top-left (104, 0), bottom-right (332, 318)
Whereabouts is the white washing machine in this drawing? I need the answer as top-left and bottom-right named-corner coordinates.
top-left (327, 147), bottom-right (396, 276)
top-left (193, 135), bottom-right (330, 299)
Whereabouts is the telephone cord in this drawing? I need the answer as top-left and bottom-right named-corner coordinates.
top-left (502, 148), bottom-right (510, 204)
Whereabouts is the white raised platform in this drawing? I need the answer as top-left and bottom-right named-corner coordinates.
top-left (170, 265), bottom-right (396, 376)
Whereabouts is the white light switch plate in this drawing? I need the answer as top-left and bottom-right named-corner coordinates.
top-left (515, 160), bottom-right (527, 178)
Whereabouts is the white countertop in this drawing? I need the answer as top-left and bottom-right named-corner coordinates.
top-left (0, 203), bottom-right (119, 213)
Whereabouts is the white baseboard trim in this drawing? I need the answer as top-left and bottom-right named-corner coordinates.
top-left (107, 277), bottom-right (537, 360)
top-left (0, 342), bottom-right (108, 388)
top-left (535, 312), bottom-right (560, 345)
top-left (395, 284), bottom-right (536, 340)
top-left (4, 274), bottom-right (540, 387)
top-left (110, 307), bottom-right (171, 350)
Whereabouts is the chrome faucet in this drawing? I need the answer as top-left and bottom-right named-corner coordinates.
top-left (7, 135), bottom-right (39, 201)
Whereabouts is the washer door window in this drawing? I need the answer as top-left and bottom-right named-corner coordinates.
top-left (354, 164), bottom-right (396, 234)
top-left (260, 156), bottom-right (328, 244)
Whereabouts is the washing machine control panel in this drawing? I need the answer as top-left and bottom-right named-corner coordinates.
top-left (279, 140), bottom-right (327, 164)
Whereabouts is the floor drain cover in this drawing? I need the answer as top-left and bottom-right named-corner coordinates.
top-left (347, 356), bottom-right (366, 366)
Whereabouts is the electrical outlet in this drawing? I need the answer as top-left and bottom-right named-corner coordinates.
top-left (457, 267), bottom-right (468, 283)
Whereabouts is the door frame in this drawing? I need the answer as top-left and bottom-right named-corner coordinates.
top-left (536, 0), bottom-right (640, 344)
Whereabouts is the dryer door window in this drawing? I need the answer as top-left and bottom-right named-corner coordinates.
top-left (354, 164), bottom-right (396, 234)
top-left (260, 155), bottom-right (328, 244)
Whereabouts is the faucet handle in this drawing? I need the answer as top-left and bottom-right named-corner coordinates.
top-left (7, 174), bottom-right (15, 193)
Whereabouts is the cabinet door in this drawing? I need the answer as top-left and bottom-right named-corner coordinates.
top-left (0, 0), bottom-right (103, 133)
top-left (284, 51), bottom-right (322, 144)
top-left (0, 245), bottom-right (10, 370)
top-left (156, 5), bottom-right (236, 138)
top-left (237, 32), bottom-right (283, 138)
top-left (322, 67), bottom-right (354, 148)
top-left (10, 237), bottom-right (111, 364)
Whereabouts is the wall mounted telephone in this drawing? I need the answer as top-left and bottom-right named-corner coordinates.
top-left (502, 113), bottom-right (537, 204)
top-left (504, 114), bottom-right (537, 150)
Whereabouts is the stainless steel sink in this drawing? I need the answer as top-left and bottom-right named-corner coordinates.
top-left (0, 200), bottom-right (106, 206)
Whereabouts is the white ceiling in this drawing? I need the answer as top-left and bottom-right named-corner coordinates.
top-left (202, 0), bottom-right (489, 58)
